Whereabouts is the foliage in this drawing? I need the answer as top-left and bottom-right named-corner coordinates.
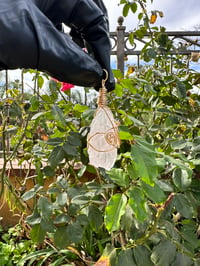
top-left (1, 0), bottom-right (200, 265)
top-left (0, 224), bottom-right (36, 266)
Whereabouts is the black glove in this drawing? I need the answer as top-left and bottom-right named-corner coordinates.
top-left (68, 0), bottom-right (115, 91)
top-left (0, 0), bottom-right (115, 91)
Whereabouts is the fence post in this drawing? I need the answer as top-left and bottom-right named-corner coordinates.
top-left (116, 16), bottom-right (126, 76)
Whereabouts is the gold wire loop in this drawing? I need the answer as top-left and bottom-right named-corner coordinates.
top-left (98, 69), bottom-right (108, 108)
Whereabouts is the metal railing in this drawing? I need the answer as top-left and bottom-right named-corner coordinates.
top-left (110, 16), bottom-right (200, 74)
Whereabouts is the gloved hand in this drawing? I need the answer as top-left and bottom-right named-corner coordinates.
top-left (0, 0), bottom-right (115, 91)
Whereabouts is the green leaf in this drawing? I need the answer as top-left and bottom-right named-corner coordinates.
top-left (66, 222), bottom-right (83, 243)
top-left (48, 146), bottom-right (65, 168)
top-left (63, 132), bottom-right (82, 157)
top-left (116, 249), bottom-right (136, 266)
top-left (67, 132), bottom-right (82, 147)
top-left (26, 208), bottom-right (41, 225)
top-left (128, 116), bottom-right (145, 126)
top-left (30, 95), bottom-right (39, 111)
top-left (127, 188), bottom-right (147, 221)
top-left (73, 104), bottom-right (88, 113)
top-left (71, 195), bottom-right (90, 205)
top-left (46, 137), bottom-right (63, 146)
top-left (157, 33), bottom-right (169, 47)
top-left (51, 105), bottom-right (66, 127)
top-left (151, 240), bottom-right (176, 266)
top-left (130, 2), bottom-right (137, 13)
top-left (123, 4), bottom-right (130, 17)
top-left (121, 79), bottom-right (136, 92)
top-left (119, 126), bottom-right (134, 140)
top-left (141, 181), bottom-right (166, 203)
top-left (38, 197), bottom-right (52, 219)
top-left (176, 79), bottom-right (187, 98)
top-left (171, 253), bottom-right (193, 266)
top-left (54, 214), bottom-right (70, 224)
top-left (105, 193), bottom-right (127, 232)
top-left (57, 192), bottom-right (68, 206)
top-left (133, 246), bottom-right (154, 266)
top-left (129, 32), bottom-right (134, 46)
top-left (37, 75), bottom-right (44, 88)
top-left (143, 48), bottom-right (157, 62)
top-left (171, 139), bottom-right (189, 150)
top-left (40, 218), bottom-right (55, 233)
top-left (54, 226), bottom-right (69, 248)
top-left (173, 194), bottom-right (193, 218)
top-left (113, 69), bottom-right (123, 79)
top-left (43, 166), bottom-right (55, 177)
top-left (107, 168), bottom-right (130, 187)
top-left (172, 168), bottom-right (191, 191)
top-left (22, 184), bottom-right (42, 201)
top-left (30, 224), bottom-right (46, 243)
top-left (63, 143), bottom-right (78, 156)
top-left (88, 205), bottom-right (103, 231)
top-left (31, 111), bottom-right (45, 120)
top-left (181, 220), bottom-right (199, 249)
top-left (114, 83), bottom-right (123, 97)
top-left (131, 139), bottom-right (158, 184)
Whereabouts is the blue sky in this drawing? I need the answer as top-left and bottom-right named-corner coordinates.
top-left (105, 0), bottom-right (200, 31)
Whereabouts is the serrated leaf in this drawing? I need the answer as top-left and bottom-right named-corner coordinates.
top-left (67, 132), bottom-right (82, 147)
top-left (54, 214), bottom-right (70, 224)
top-left (54, 226), bottom-right (69, 248)
top-left (57, 192), bottom-right (68, 206)
top-left (176, 79), bottom-right (187, 98)
top-left (30, 95), bottom-right (39, 111)
top-left (173, 194), bottom-right (193, 218)
top-left (22, 184), bottom-right (42, 201)
top-left (66, 222), bottom-right (83, 243)
top-left (171, 253), bottom-right (193, 266)
top-left (141, 181), bottom-right (166, 203)
top-left (48, 146), bottom-right (65, 168)
top-left (30, 224), bottom-right (46, 243)
top-left (107, 168), bottom-right (130, 187)
top-left (131, 140), bottom-right (158, 185)
top-left (172, 168), bottom-right (191, 191)
top-left (46, 137), bottom-right (63, 146)
top-left (133, 246), bottom-right (154, 266)
top-left (71, 195), bottom-right (90, 205)
top-left (151, 240), bottom-right (176, 266)
top-left (105, 193), bottom-right (127, 232)
top-left (171, 139), bottom-right (189, 150)
top-left (40, 218), bottom-right (55, 233)
top-left (88, 205), bottom-right (103, 231)
top-left (26, 208), bottom-right (41, 225)
top-left (38, 197), bottom-right (52, 219)
top-left (127, 188), bottom-right (147, 221)
top-left (43, 166), bottom-right (55, 177)
top-left (51, 105), bottom-right (66, 127)
top-left (116, 249), bottom-right (136, 266)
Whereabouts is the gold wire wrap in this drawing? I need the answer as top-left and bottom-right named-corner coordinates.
top-left (87, 69), bottom-right (120, 154)
top-left (97, 69), bottom-right (108, 107)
